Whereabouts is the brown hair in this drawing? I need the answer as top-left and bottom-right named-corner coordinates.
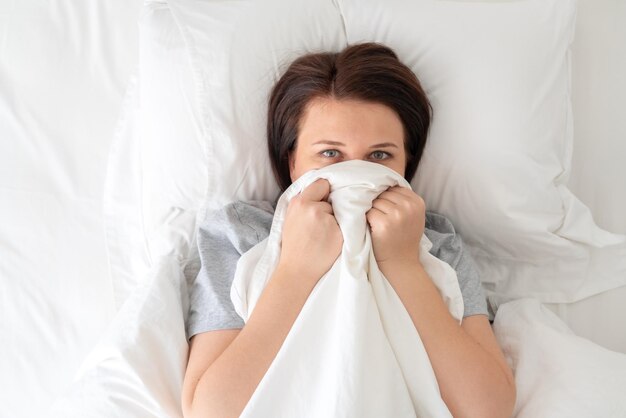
top-left (267, 42), bottom-right (433, 191)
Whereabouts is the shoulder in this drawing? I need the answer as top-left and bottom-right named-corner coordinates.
top-left (425, 211), bottom-right (490, 318)
top-left (425, 210), bottom-right (457, 235)
top-left (424, 210), bottom-right (464, 268)
top-left (199, 200), bottom-right (275, 255)
top-left (222, 200), bottom-right (275, 227)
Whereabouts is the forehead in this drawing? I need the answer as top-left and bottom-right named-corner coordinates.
top-left (298, 97), bottom-right (404, 146)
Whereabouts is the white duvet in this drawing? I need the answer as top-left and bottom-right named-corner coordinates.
top-left (231, 160), bottom-right (464, 417)
top-left (493, 299), bottom-right (626, 417)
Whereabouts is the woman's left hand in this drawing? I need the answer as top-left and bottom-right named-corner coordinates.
top-left (366, 186), bottom-right (426, 268)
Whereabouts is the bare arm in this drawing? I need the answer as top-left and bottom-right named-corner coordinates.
top-left (181, 330), bottom-right (239, 417)
top-left (367, 186), bottom-right (515, 418)
top-left (183, 179), bottom-right (341, 418)
top-left (380, 260), bottom-right (516, 418)
top-left (184, 265), bottom-right (316, 418)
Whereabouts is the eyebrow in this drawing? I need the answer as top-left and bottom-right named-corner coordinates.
top-left (312, 140), bottom-right (399, 149)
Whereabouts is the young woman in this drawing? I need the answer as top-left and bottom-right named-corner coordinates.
top-left (182, 43), bottom-right (516, 418)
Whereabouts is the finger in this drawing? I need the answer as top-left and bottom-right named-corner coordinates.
top-left (393, 186), bottom-right (421, 199)
top-left (371, 197), bottom-right (395, 214)
top-left (379, 187), bottom-right (423, 207)
top-left (300, 178), bottom-right (331, 202)
top-left (366, 207), bottom-right (385, 226)
top-left (376, 188), bottom-right (408, 205)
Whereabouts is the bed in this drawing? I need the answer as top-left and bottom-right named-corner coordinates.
top-left (1, 0), bottom-right (625, 417)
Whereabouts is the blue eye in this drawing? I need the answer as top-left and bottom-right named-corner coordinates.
top-left (321, 149), bottom-right (340, 158)
top-left (370, 151), bottom-right (390, 160)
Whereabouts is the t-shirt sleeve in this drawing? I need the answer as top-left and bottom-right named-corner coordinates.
top-left (424, 212), bottom-right (489, 319)
top-left (185, 201), bottom-right (273, 341)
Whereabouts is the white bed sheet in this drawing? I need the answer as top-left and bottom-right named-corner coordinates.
top-left (0, 1), bottom-right (141, 417)
top-left (552, 0), bottom-right (626, 354)
top-left (0, 0), bottom-right (624, 417)
top-left (568, 0), bottom-right (626, 235)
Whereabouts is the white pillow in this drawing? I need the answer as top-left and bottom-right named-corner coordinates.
top-left (339, 0), bottom-right (626, 309)
top-left (167, 0), bottom-right (347, 209)
top-left (161, 0), bottom-right (625, 314)
top-left (104, 1), bottom-right (201, 308)
top-left (493, 298), bottom-right (626, 417)
top-left (137, 0), bottom-right (206, 237)
top-left (103, 72), bottom-right (152, 310)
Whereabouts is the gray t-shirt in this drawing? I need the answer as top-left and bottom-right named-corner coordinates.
top-left (186, 200), bottom-right (488, 341)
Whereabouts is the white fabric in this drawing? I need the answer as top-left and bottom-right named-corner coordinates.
top-left (493, 298), bottom-right (626, 417)
top-left (0, 1), bottom-right (140, 417)
top-left (230, 160), bottom-right (464, 418)
top-left (103, 72), bottom-right (153, 311)
top-left (137, 1), bottom-right (206, 250)
top-left (544, 285), bottom-right (626, 354)
top-left (167, 0), bottom-right (345, 211)
top-left (103, 1), bottom-right (201, 309)
top-left (568, 0), bottom-right (626, 236)
top-left (49, 255), bottom-right (189, 418)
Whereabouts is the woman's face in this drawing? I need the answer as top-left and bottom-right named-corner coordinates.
top-left (289, 97), bottom-right (406, 182)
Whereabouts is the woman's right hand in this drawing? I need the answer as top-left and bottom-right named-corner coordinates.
top-left (277, 179), bottom-right (343, 289)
